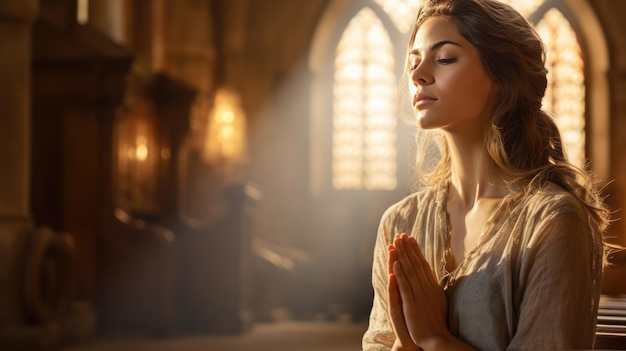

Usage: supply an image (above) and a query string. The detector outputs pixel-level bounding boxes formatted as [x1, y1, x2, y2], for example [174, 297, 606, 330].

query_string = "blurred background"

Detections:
[0, 0, 625, 350]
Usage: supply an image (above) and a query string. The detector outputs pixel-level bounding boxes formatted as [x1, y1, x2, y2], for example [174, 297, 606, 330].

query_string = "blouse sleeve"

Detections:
[508, 197, 603, 350]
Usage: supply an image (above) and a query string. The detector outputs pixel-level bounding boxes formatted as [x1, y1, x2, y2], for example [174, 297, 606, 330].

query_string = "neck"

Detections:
[444, 131, 507, 209]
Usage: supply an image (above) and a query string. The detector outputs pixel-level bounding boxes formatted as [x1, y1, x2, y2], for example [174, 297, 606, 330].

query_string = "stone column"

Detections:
[0, 0, 38, 332]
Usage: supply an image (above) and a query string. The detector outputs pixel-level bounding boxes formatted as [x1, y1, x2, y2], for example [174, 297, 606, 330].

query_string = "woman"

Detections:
[362, 0, 611, 350]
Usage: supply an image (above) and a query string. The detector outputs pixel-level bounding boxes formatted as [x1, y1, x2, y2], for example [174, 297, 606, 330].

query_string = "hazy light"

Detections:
[372, 0, 421, 33]
[202, 88, 248, 166]
[135, 136, 148, 161]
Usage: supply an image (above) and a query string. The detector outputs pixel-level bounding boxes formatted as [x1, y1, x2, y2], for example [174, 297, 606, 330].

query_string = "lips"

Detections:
[413, 92, 437, 107]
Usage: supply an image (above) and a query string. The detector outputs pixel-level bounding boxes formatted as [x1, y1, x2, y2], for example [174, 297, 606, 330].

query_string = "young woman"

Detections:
[362, 0, 611, 350]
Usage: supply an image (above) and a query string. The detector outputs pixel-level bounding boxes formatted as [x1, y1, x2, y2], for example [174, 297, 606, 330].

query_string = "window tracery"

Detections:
[333, 8, 397, 190]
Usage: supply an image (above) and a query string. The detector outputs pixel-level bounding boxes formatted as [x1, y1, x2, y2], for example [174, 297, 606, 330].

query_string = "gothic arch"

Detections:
[309, 0, 408, 195]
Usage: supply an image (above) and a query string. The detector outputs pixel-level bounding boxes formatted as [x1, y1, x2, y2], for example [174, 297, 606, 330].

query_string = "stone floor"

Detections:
[63, 321, 367, 351]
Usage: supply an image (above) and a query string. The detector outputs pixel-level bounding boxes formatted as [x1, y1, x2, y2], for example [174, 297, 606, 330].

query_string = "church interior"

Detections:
[1, 0, 626, 350]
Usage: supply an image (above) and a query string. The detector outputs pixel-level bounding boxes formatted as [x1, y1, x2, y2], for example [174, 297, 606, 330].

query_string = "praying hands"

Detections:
[387, 233, 471, 351]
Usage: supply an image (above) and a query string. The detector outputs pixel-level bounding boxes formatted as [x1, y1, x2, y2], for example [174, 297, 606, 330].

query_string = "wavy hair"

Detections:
[407, 0, 610, 236]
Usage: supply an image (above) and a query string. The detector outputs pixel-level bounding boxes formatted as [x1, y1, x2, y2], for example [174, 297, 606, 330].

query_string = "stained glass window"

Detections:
[333, 8, 397, 190]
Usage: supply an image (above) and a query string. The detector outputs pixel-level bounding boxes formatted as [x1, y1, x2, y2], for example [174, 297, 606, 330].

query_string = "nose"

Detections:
[411, 63, 434, 86]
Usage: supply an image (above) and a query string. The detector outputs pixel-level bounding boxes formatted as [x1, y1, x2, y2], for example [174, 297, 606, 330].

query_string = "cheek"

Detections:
[443, 72, 492, 113]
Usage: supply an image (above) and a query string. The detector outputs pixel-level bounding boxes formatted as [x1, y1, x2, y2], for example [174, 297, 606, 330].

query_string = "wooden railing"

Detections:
[596, 295, 626, 349]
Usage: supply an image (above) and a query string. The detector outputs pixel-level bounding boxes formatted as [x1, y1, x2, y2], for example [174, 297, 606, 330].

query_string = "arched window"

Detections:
[332, 8, 397, 190]
[328, 1, 417, 191]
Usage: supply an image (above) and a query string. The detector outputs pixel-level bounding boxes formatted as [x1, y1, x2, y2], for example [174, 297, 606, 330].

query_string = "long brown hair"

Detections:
[408, 0, 610, 235]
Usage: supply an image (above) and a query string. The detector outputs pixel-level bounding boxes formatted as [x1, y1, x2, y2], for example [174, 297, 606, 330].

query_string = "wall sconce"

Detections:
[113, 99, 163, 215]
[201, 88, 247, 171]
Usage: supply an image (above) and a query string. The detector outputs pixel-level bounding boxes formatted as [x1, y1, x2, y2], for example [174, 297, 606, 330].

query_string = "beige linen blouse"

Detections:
[362, 181, 604, 350]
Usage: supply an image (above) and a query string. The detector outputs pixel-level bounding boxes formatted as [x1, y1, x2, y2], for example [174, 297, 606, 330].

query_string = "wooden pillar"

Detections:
[0, 0, 38, 332]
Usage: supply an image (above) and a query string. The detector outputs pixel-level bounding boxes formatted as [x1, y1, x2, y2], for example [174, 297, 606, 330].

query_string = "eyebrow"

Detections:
[409, 40, 462, 56]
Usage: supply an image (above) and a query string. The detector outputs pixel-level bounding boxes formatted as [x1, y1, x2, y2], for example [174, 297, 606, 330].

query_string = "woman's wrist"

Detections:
[392, 345, 420, 351]
[417, 333, 477, 351]
[392, 339, 420, 351]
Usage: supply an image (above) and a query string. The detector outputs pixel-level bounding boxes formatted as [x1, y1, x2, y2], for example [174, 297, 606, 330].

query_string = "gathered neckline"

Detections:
[438, 180, 512, 289]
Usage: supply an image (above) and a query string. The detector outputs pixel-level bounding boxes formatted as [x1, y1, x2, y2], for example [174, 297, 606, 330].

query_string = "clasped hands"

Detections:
[387, 233, 450, 351]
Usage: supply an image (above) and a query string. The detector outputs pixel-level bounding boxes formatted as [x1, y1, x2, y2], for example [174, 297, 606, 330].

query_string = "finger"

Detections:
[400, 234, 423, 279]
[394, 235, 421, 295]
[387, 274, 413, 343]
[387, 274, 402, 318]
[408, 235, 439, 289]
[388, 246, 398, 276]
[393, 260, 416, 301]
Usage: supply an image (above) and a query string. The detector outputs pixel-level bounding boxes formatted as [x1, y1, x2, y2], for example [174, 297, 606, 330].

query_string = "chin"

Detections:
[415, 114, 440, 130]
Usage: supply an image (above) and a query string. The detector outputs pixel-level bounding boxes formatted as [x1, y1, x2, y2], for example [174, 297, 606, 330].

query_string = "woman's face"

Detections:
[408, 16, 495, 134]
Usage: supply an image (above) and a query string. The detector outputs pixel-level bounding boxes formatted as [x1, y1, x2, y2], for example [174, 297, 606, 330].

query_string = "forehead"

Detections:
[411, 16, 464, 51]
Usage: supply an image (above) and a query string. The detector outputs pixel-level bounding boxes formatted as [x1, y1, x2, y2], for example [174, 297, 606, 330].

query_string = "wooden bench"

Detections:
[596, 295, 626, 349]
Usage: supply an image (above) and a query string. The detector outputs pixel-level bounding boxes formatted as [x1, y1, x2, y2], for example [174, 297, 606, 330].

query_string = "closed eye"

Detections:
[436, 58, 457, 64]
